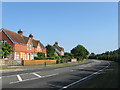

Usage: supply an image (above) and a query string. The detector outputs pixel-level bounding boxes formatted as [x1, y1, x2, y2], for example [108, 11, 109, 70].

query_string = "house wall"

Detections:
[1, 30, 47, 61]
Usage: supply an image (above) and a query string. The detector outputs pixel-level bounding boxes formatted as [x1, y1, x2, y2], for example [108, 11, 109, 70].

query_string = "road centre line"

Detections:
[59, 62, 110, 90]
[17, 75, 23, 81]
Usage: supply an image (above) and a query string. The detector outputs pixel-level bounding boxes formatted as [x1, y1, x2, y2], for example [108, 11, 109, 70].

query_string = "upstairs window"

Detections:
[37, 46, 41, 51]
[27, 44, 29, 50]
[30, 44, 32, 50]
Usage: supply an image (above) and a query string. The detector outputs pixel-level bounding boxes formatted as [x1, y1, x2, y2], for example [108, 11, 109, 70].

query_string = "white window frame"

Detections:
[31, 54, 34, 60]
[16, 53, 20, 60]
[25, 54, 27, 60]
[27, 44, 29, 50]
[30, 44, 32, 50]
[27, 53, 29, 60]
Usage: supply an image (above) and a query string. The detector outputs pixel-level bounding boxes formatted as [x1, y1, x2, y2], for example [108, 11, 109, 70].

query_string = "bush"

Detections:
[77, 57, 83, 61]
[60, 60, 64, 63]
[55, 56, 61, 64]
[34, 56, 39, 60]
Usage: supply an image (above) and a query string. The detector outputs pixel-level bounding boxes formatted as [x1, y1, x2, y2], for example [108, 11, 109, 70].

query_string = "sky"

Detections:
[2, 2, 118, 54]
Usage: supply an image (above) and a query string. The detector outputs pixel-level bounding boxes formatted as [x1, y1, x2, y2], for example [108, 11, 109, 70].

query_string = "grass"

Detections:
[0, 67, 18, 70]
[0, 59, 88, 70]
[70, 61, 119, 88]
[31, 59, 89, 68]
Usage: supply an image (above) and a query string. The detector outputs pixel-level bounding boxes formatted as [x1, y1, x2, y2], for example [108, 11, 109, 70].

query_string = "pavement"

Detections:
[1, 59, 110, 89]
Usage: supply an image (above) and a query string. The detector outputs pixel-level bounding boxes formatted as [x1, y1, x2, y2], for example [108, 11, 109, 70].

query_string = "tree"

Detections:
[64, 52, 74, 59]
[1, 42, 13, 58]
[45, 44, 55, 57]
[71, 45, 89, 60]
[37, 52, 45, 59]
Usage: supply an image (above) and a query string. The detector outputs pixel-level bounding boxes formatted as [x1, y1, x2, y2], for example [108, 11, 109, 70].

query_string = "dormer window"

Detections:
[39, 48, 40, 51]
[27, 44, 29, 50]
[37, 46, 41, 51]
[30, 44, 32, 50]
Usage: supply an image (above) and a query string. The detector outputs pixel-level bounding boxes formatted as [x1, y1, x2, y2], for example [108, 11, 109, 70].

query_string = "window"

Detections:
[39, 46, 41, 51]
[31, 54, 34, 60]
[16, 53, 20, 60]
[30, 44, 32, 50]
[27, 44, 29, 50]
[37, 46, 41, 51]
[28, 54, 29, 60]
[25, 54, 27, 60]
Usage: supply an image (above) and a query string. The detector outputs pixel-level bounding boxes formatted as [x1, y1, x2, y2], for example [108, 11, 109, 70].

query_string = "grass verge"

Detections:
[29, 59, 89, 68]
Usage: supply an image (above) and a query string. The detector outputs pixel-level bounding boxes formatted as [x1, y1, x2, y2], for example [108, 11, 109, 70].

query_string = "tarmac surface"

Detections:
[1, 60, 110, 89]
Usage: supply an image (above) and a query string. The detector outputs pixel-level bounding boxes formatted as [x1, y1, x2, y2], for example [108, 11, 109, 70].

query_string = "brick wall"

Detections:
[23, 60, 56, 65]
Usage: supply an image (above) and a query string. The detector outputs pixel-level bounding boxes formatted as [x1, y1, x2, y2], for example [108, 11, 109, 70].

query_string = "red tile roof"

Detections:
[2, 28, 45, 49]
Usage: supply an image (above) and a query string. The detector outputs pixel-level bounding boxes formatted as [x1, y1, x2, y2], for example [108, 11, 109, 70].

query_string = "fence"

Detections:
[23, 60, 56, 66]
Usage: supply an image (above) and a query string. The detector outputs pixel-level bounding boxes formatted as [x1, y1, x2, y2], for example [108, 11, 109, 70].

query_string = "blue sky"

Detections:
[2, 2, 118, 54]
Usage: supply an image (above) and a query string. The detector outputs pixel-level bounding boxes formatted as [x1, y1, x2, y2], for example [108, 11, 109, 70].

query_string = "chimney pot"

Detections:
[55, 42, 58, 45]
[18, 29, 23, 36]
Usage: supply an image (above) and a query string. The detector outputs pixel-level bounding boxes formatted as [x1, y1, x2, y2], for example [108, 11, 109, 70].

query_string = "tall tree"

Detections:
[45, 44, 55, 57]
[71, 45, 89, 59]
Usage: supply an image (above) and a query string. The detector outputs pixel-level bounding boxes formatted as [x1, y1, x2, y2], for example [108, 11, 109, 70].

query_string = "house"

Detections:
[53, 42, 64, 56]
[0, 28, 46, 60]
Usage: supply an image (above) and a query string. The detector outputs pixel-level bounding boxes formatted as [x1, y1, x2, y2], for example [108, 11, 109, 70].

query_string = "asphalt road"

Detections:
[1, 60, 110, 89]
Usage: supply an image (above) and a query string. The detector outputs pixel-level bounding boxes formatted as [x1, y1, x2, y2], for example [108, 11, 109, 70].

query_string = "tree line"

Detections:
[89, 48, 120, 62]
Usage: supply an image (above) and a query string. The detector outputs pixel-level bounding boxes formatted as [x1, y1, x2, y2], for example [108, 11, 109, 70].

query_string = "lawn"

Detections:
[0, 59, 89, 70]
[33, 59, 88, 68]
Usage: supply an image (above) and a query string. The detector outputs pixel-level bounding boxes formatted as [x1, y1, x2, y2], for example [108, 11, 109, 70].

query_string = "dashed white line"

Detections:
[17, 75, 23, 81]
[33, 73, 41, 78]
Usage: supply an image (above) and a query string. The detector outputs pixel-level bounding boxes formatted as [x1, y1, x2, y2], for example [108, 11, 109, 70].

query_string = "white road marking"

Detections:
[59, 62, 110, 90]
[0, 77, 1, 79]
[10, 73, 59, 84]
[17, 75, 22, 81]
[32, 73, 41, 78]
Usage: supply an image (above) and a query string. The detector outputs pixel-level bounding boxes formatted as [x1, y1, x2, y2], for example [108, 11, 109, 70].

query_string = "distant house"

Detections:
[0, 28, 46, 60]
[53, 42, 64, 56]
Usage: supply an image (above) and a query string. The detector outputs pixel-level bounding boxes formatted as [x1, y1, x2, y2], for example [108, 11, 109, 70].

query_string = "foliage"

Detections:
[37, 52, 45, 57]
[1, 42, 13, 58]
[55, 56, 61, 64]
[64, 52, 74, 59]
[34, 52, 46, 60]
[34, 56, 39, 60]
[88, 48, 120, 63]
[45, 44, 55, 57]
[71, 45, 89, 60]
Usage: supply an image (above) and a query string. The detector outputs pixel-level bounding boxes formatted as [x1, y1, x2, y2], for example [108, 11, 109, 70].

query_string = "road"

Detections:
[1, 60, 110, 89]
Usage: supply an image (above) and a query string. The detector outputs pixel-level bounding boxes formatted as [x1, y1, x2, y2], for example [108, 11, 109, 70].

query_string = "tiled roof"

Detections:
[2, 28, 45, 49]
[53, 44, 64, 51]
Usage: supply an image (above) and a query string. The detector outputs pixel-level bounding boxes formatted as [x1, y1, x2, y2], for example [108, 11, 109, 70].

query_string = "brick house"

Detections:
[53, 42, 64, 56]
[0, 28, 46, 60]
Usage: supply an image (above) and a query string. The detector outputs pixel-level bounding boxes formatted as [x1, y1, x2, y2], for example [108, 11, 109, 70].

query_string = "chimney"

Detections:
[18, 29, 23, 36]
[55, 42, 58, 46]
[29, 34, 33, 39]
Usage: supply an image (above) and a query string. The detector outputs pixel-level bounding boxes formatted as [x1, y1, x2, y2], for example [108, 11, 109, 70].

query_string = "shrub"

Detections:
[34, 56, 39, 60]
[77, 57, 83, 61]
